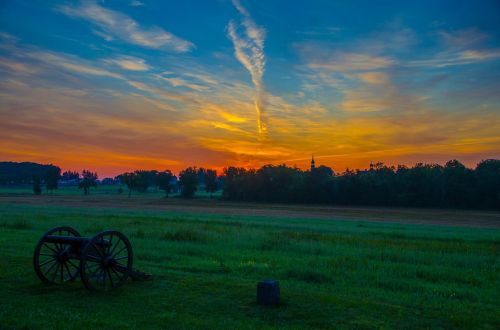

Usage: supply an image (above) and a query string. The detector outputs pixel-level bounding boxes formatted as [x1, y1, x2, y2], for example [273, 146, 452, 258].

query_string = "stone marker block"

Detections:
[257, 279, 280, 305]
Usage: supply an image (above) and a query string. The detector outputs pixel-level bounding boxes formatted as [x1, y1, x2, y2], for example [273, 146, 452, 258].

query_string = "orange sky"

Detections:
[1, 1, 499, 178]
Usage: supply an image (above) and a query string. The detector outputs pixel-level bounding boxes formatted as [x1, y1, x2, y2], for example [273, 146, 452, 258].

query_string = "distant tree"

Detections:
[33, 176, 42, 195]
[45, 166, 61, 194]
[61, 170, 80, 181]
[197, 167, 207, 188]
[119, 172, 137, 197]
[205, 169, 218, 198]
[475, 159, 500, 209]
[179, 167, 198, 198]
[396, 163, 443, 207]
[305, 165, 334, 203]
[443, 160, 474, 207]
[145, 170, 159, 191]
[101, 177, 116, 185]
[0, 162, 59, 184]
[222, 167, 249, 200]
[157, 170, 174, 198]
[79, 170, 98, 195]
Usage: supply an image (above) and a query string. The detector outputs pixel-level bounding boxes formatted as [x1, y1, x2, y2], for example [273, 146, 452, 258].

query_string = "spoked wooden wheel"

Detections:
[80, 230, 133, 291]
[33, 226, 81, 284]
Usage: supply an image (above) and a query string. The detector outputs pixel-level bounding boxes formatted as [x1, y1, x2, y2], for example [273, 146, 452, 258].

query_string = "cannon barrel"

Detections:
[44, 235, 111, 247]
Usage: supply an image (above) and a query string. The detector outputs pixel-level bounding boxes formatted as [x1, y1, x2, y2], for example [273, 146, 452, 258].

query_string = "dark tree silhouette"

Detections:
[219, 159, 499, 209]
[475, 159, 500, 208]
[157, 170, 174, 198]
[134, 170, 153, 192]
[204, 169, 218, 198]
[0, 162, 58, 184]
[45, 166, 61, 194]
[179, 167, 198, 198]
[33, 176, 42, 195]
[118, 172, 137, 197]
[61, 170, 80, 181]
[78, 170, 98, 195]
[443, 160, 474, 207]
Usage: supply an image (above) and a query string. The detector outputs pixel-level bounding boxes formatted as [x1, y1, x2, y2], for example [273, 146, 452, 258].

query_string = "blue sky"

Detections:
[0, 0, 499, 176]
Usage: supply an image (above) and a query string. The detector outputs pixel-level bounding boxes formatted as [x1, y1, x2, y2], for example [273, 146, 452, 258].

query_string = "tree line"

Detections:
[0, 162, 59, 185]
[1, 159, 498, 209]
[116, 167, 219, 198]
[221, 159, 500, 209]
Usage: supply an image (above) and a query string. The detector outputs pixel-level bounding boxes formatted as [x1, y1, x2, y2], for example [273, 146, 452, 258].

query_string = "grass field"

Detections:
[0, 190, 499, 329]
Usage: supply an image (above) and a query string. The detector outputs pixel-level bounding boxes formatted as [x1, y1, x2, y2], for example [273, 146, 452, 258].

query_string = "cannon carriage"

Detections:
[33, 226, 149, 291]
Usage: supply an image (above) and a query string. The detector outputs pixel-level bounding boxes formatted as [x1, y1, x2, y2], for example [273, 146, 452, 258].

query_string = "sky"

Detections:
[0, 0, 499, 178]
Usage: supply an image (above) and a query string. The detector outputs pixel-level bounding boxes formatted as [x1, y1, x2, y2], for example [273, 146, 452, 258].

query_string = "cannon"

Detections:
[33, 226, 151, 291]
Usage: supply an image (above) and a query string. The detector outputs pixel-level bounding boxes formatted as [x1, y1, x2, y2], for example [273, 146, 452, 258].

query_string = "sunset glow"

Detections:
[1, 0, 499, 177]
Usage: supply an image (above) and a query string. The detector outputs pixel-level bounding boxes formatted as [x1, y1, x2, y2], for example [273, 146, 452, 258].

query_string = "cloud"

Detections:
[0, 32, 18, 43]
[408, 49, 500, 68]
[307, 53, 395, 72]
[437, 28, 487, 49]
[27, 51, 124, 80]
[296, 27, 343, 37]
[0, 57, 37, 74]
[357, 72, 390, 85]
[155, 72, 210, 91]
[130, 0, 144, 7]
[56, 1, 194, 52]
[460, 49, 500, 61]
[227, 0, 267, 137]
[104, 56, 150, 71]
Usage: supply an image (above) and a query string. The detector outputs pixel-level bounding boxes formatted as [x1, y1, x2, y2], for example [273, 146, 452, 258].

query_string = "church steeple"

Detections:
[311, 154, 315, 172]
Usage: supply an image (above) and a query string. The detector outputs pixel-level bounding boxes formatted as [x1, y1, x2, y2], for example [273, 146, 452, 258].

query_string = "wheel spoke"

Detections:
[113, 261, 128, 269]
[112, 246, 127, 259]
[109, 237, 122, 256]
[51, 263, 60, 282]
[42, 259, 58, 274]
[53, 242, 63, 252]
[85, 262, 93, 275]
[106, 234, 113, 255]
[106, 268, 114, 287]
[39, 253, 56, 257]
[86, 254, 102, 263]
[67, 259, 79, 270]
[86, 263, 102, 283]
[39, 258, 56, 267]
[87, 263, 101, 273]
[110, 265, 123, 279]
[63, 261, 72, 279]
[92, 243, 105, 258]
[42, 243, 58, 254]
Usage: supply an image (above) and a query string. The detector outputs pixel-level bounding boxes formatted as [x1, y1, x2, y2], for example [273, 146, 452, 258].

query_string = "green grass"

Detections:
[0, 202, 499, 329]
[0, 185, 222, 199]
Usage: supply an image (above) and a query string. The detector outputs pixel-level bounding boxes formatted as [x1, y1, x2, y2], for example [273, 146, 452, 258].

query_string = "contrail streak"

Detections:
[227, 0, 267, 138]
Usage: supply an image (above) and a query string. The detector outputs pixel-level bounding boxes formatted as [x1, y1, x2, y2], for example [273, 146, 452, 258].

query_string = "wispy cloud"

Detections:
[157, 76, 209, 92]
[104, 56, 150, 71]
[437, 28, 487, 49]
[56, 1, 194, 52]
[31, 51, 124, 79]
[307, 53, 395, 72]
[0, 57, 37, 75]
[227, 0, 267, 138]
[130, 0, 145, 7]
[408, 49, 500, 68]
